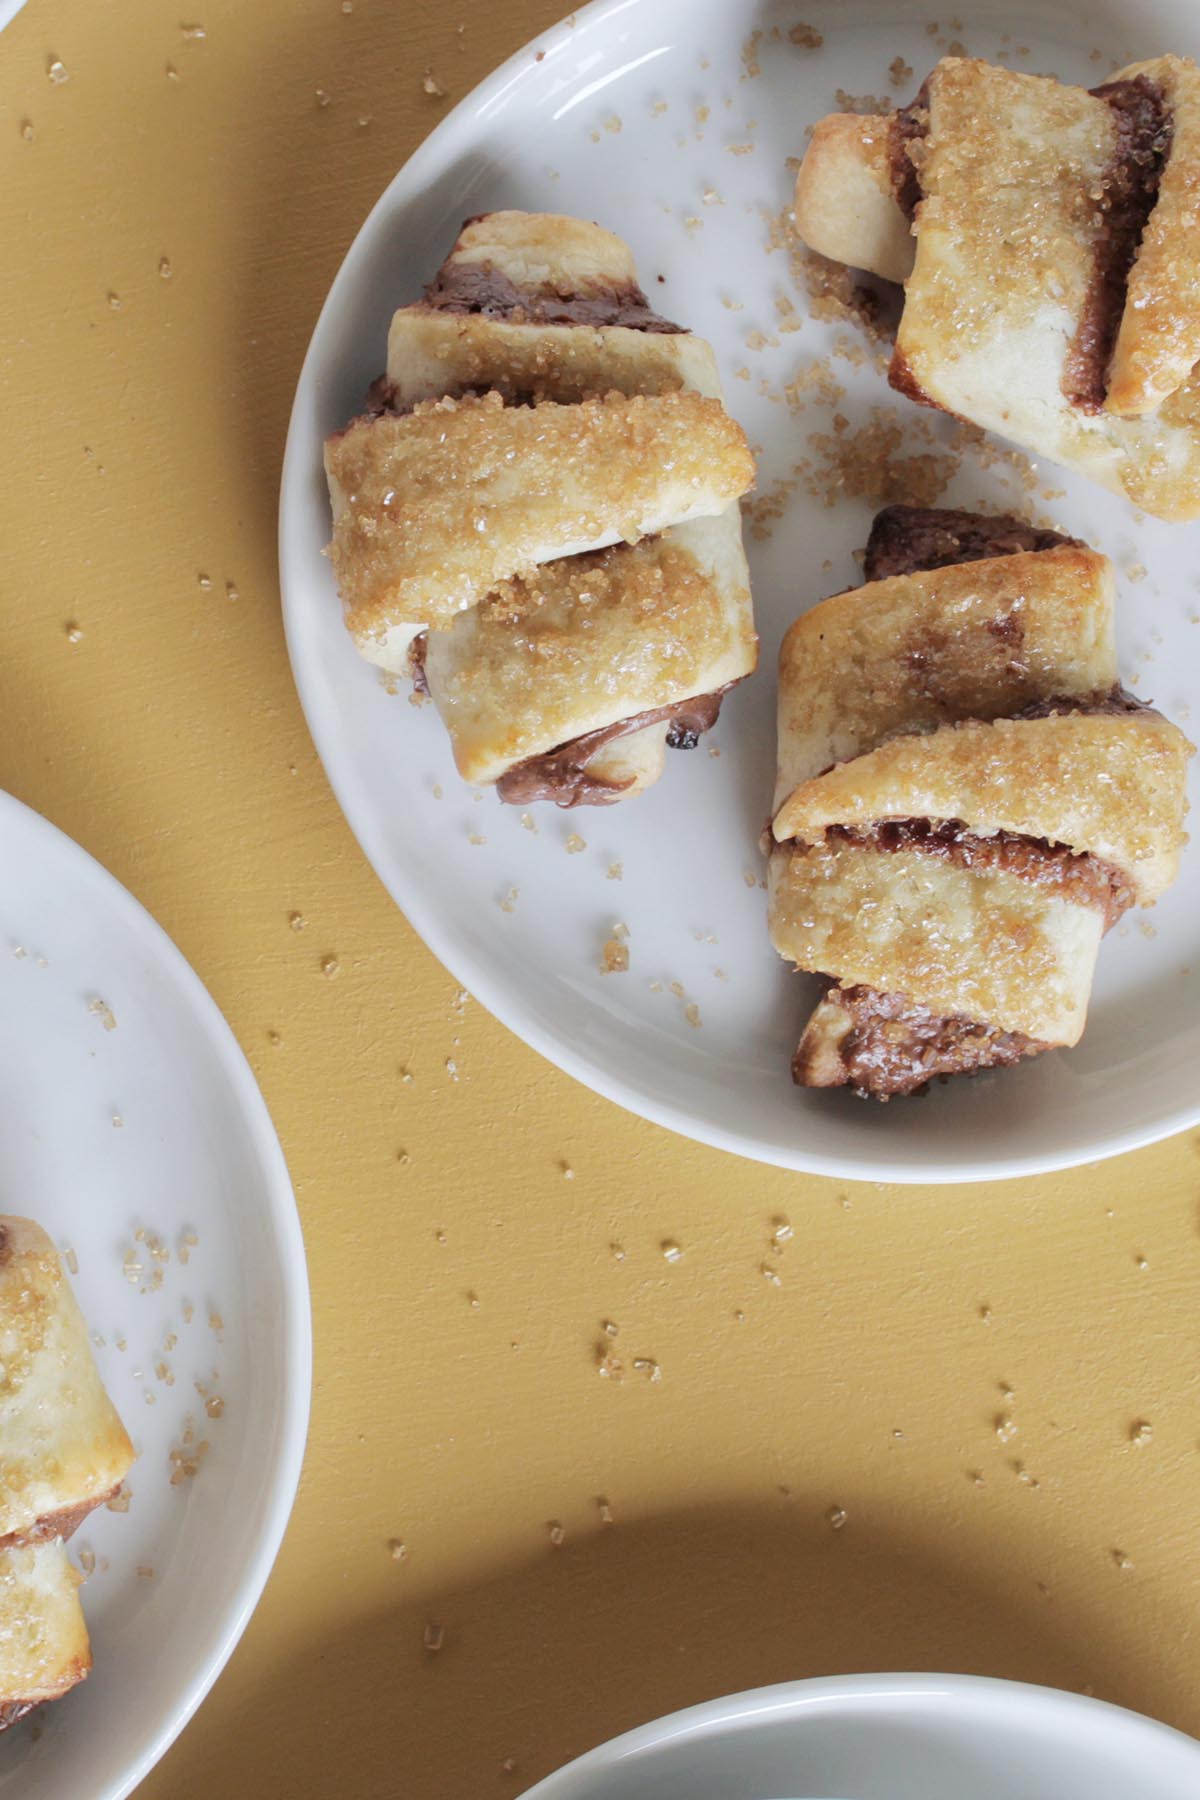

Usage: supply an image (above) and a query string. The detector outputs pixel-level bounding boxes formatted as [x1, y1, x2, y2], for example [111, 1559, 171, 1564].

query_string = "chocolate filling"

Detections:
[1013, 684, 1154, 723]
[864, 503, 1077, 582]
[421, 229, 683, 334]
[1064, 75, 1172, 412]
[827, 818, 1134, 933]
[888, 82, 930, 221]
[790, 507, 1145, 1099]
[795, 983, 1049, 1100]
[408, 631, 429, 695]
[496, 686, 730, 808]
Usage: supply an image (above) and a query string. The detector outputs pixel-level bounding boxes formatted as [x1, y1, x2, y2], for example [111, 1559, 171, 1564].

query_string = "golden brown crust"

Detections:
[0, 1541, 90, 1719]
[386, 310, 720, 409]
[768, 840, 1103, 1043]
[768, 514, 1193, 1075]
[772, 711, 1192, 901]
[325, 389, 754, 640]
[897, 58, 1200, 519]
[0, 1216, 135, 1542]
[773, 547, 1116, 815]
[1107, 57, 1200, 416]
[425, 509, 755, 785]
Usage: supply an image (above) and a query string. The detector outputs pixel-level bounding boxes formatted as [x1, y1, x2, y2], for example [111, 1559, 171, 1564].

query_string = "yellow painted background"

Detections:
[2, 1, 1200, 1794]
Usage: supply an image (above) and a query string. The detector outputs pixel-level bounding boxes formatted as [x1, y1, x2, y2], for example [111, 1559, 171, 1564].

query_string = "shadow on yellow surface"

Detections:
[183, 1499, 1123, 1797]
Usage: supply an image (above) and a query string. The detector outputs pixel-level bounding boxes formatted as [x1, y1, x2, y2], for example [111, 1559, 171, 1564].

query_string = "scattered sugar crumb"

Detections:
[422, 69, 447, 97]
[600, 939, 629, 974]
[499, 886, 519, 913]
[889, 54, 914, 86]
[789, 22, 823, 48]
[88, 997, 118, 1031]
[565, 834, 586, 854]
[684, 1002, 702, 1029]
[835, 87, 890, 113]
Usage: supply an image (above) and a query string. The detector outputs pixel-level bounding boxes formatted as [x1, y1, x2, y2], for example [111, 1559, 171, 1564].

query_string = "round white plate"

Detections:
[519, 1673, 1200, 1800]
[0, 793, 310, 1800]
[281, 0, 1200, 1183]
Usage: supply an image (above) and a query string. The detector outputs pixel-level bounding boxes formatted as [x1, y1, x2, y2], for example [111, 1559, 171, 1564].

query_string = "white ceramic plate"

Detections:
[518, 1673, 1200, 1800]
[281, 0, 1200, 1183]
[0, 793, 310, 1800]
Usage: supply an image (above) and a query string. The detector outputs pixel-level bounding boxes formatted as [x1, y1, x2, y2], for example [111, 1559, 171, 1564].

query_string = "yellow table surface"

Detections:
[2, 1, 1200, 1793]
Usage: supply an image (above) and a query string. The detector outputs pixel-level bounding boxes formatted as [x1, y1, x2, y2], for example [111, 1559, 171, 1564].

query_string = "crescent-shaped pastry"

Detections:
[768, 507, 1193, 1097]
[326, 211, 758, 805]
[792, 56, 1200, 520]
[0, 1218, 134, 1729]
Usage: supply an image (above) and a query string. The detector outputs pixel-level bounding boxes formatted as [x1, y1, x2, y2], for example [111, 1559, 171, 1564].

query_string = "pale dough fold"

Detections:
[0, 1541, 90, 1720]
[791, 57, 1200, 520]
[0, 1216, 134, 1542]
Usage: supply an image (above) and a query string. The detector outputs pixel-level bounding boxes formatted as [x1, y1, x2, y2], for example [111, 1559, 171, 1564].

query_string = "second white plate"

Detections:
[0, 792, 310, 1800]
[281, 0, 1200, 1183]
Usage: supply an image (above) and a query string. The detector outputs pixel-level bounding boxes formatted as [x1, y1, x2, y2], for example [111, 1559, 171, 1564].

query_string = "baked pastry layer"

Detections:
[773, 539, 1116, 818]
[424, 508, 753, 787]
[325, 387, 752, 642]
[768, 507, 1193, 1096]
[773, 709, 1189, 903]
[769, 835, 1104, 1044]
[342, 209, 758, 803]
[792, 56, 1200, 519]
[0, 1217, 134, 1543]
[0, 1540, 90, 1727]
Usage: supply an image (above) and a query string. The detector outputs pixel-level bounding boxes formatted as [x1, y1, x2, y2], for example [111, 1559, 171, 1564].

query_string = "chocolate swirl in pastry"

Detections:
[325, 211, 758, 804]
[768, 507, 1194, 1098]
[0, 1218, 134, 1727]
[793, 56, 1200, 520]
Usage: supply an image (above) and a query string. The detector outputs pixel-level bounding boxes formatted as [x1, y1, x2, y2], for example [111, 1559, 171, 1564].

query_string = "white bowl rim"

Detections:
[278, 0, 1200, 1186]
[0, 788, 313, 1800]
[517, 1671, 1200, 1796]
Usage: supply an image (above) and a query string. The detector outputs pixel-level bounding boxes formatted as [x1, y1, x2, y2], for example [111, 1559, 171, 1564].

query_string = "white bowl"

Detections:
[0, 793, 310, 1799]
[281, 0, 1200, 1181]
[519, 1674, 1200, 1800]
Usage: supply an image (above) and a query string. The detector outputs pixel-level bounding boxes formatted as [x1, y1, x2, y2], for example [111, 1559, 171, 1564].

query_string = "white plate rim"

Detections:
[0, 788, 313, 1800]
[279, 0, 1200, 1187]
[516, 1671, 1200, 1796]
